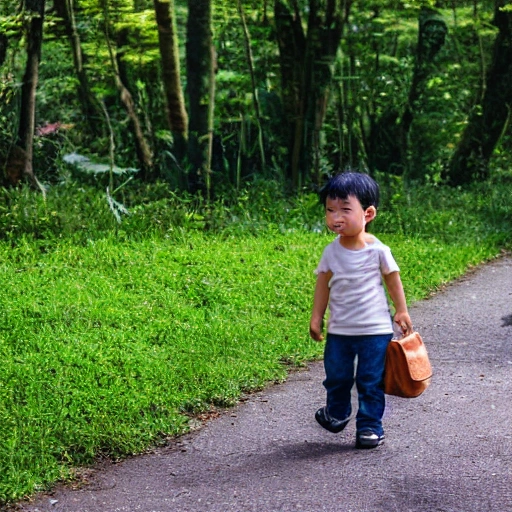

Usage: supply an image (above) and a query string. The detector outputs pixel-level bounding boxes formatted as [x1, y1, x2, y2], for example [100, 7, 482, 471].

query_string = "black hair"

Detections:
[319, 171, 380, 210]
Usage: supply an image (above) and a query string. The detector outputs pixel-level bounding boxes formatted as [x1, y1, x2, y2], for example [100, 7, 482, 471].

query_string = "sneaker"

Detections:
[355, 430, 385, 449]
[315, 407, 350, 433]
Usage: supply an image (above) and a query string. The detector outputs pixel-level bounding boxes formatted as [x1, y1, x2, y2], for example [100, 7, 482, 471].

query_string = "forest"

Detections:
[1, 0, 511, 202]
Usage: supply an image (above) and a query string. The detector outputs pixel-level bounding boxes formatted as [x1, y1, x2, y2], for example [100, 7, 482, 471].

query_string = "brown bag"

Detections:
[384, 331, 432, 398]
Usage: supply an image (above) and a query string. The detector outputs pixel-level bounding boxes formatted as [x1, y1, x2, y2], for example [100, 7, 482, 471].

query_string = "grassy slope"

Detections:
[0, 227, 503, 503]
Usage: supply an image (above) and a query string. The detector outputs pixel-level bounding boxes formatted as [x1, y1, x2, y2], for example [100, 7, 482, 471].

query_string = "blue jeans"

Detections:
[322, 333, 392, 436]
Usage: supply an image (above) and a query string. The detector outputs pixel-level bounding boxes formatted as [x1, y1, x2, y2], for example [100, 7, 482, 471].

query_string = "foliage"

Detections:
[2, 0, 508, 191]
[374, 172, 512, 248]
[1, 169, 511, 245]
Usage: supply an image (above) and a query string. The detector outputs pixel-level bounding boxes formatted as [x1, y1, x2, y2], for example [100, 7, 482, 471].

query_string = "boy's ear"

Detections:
[365, 206, 377, 222]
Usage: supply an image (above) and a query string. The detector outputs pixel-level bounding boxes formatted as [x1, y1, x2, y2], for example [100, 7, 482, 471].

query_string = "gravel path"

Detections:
[17, 255, 512, 512]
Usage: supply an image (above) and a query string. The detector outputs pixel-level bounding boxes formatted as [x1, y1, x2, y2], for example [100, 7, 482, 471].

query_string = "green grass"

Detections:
[0, 176, 510, 504]
[0, 233, 322, 502]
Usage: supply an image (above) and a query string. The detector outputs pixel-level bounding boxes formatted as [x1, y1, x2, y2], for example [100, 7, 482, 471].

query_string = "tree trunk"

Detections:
[0, 32, 7, 67]
[305, 0, 345, 186]
[401, 7, 447, 176]
[238, 0, 265, 169]
[274, 0, 304, 184]
[154, 0, 188, 169]
[101, 0, 154, 179]
[186, 0, 214, 197]
[274, 0, 344, 189]
[53, 0, 103, 135]
[367, 7, 447, 177]
[447, 1, 512, 185]
[15, 0, 46, 188]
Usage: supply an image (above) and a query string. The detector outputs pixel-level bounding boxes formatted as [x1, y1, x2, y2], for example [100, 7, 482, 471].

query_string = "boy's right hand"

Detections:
[309, 319, 324, 341]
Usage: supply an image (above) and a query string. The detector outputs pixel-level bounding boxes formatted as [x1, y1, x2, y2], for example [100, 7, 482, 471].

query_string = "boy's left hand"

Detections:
[394, 311, 413, 336]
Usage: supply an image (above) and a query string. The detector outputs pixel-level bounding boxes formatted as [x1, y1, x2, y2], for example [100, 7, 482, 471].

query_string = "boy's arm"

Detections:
[383, 271, 413, 336]
[310, 271, 332, 341]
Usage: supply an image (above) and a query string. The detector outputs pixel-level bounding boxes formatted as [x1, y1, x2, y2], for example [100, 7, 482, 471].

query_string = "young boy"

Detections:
[310, 171, 412, 449]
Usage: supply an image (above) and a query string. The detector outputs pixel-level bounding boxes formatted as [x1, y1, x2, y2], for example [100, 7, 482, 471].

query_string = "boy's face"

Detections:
[325, 195, 376, 237]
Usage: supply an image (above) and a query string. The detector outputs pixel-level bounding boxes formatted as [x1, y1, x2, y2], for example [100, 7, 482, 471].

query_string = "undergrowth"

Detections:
[0, 176, 510, 505]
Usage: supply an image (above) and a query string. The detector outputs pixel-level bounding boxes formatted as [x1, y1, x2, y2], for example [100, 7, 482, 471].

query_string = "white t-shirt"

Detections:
[315, 237, 399, 335]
